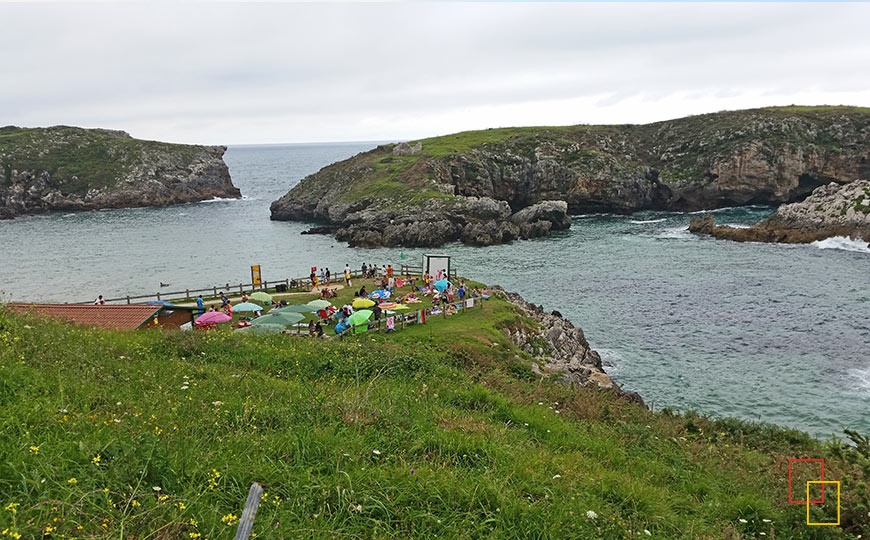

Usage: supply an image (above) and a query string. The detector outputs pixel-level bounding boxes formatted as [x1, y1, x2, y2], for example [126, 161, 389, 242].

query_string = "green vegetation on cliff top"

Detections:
[0, 126, 206, 195]
[318, 105, 870, 206]
[2, 291, 869, 539]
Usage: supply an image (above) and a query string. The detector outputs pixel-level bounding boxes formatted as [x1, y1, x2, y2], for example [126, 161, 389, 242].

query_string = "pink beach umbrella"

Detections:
[195, 311, 232, 325]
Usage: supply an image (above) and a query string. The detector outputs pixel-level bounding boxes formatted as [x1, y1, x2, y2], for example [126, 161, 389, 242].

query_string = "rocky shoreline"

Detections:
[690, 180, 870, 244]
[0, 126, 241, 219]
[491, 286, 646, 407]
[270, 107, 870, 248]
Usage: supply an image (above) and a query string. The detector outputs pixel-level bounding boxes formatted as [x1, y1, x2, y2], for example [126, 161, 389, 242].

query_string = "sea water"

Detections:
[1, 143, 868, 439]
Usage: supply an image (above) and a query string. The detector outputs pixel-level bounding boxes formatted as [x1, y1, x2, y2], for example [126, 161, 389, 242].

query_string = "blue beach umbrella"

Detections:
[370, 290, 391, 300]
[232, 302, 264, 312]
[433, 279, 451, 293]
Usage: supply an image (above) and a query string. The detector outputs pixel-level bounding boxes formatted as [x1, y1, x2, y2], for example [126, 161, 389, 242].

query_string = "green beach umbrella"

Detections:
[250, 291, 273, 304]
[280, 304, 318, 313]
[307, 299, 332, 309]
[250, 323, 287, 334]
[254, 312, 304, 326]
[347, 309, 373, 334]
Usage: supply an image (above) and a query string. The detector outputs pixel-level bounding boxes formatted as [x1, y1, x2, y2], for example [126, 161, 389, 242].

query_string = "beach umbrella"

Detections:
[392, 304, 410, 310]
[254, 312, 304, 326]
[250, 291, 273, 304]
[352, 298, 375, 309]
[195, 311, 231, 325]
[370, 290, 391, 299]
[307, 299, 332, 309]
[347, 309, 373, 334]
[232, 302, 264, 312]
[280, 304, 317, 313]
[434, 279, 451, 293]
[378, 301, 398, 310]
[250, 323, 287, 334]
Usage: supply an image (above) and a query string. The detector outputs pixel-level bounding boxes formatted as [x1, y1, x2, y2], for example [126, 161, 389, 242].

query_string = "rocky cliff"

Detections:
[270, 106, 870, 247]
[689, 180, 870, 244]
[0, 126, 240, 219]
[493, 286, 645, 406]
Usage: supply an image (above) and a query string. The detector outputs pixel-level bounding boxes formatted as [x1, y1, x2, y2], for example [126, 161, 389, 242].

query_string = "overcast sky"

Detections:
[2, 2, 870, 145]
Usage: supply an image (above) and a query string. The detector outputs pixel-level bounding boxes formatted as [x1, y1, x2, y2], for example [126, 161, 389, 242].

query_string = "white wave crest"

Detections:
[198, 195, 250, 204]
[630, 218, 668, 224]
[811, 236, 870, 254]
[849, 364, 870, 392]
[655, 227, 693, 240]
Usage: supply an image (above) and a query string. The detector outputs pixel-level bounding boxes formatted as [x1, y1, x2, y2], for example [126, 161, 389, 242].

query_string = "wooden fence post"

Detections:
[156, 292, 160, 301]
[185, 289, 190, 299]
[213, 286, 218, 297]
[126, 296, 130, 305]
[233, 482, 264, 540]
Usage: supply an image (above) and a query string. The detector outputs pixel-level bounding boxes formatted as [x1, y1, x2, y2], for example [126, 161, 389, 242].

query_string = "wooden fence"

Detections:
[80, 267, 459, 305]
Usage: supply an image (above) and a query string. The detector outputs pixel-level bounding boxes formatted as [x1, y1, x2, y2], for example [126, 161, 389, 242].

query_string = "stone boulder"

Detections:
[510, 200, 572, 230]
[392, 142, 423, 156]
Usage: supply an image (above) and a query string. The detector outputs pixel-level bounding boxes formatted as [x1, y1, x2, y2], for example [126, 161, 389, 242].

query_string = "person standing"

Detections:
[387, 264, 393, 278]
[325, 268, 331, 284]
[196, 295, 204, 313]
[220, 292, 229, 307]
[344, 264, 351, 286]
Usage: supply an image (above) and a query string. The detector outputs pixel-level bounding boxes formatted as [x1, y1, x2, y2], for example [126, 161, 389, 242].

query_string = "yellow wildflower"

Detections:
[67, 478, 77, 485]
[175, 502, 186, 510]
[28, 445, 40, 455]
[4, 502, 19, 514]
[221, 513, 239, 526]
[91, 454, 101, 466]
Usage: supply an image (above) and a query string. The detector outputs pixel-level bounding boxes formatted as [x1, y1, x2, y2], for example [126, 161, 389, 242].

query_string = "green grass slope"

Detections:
[1, 298, 868, 539]
[0, 126, 203, 195]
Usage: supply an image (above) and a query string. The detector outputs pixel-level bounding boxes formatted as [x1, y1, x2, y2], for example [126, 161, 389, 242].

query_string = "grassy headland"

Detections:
[2, 285, 869, 539]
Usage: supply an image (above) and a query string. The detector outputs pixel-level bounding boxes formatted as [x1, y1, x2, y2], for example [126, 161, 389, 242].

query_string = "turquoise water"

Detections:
[1, 143, 868, 439]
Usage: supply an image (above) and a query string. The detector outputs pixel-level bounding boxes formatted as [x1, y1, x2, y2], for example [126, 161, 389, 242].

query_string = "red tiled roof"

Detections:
[5, 303, 162, 330]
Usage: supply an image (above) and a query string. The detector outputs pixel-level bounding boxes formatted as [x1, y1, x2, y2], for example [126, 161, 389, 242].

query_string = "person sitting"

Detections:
[241, 293, 249, 303]
[471, 287, 481, 298]
[308, 320, 316, 336]
[432, 293, 441, 306]
[359, 285, 368, 297]
[315, 322, 324, 338]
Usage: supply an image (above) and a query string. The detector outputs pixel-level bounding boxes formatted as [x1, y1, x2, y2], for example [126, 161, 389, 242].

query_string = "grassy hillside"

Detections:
[1, 296, 868, 539]
[0, 126, 202, 195]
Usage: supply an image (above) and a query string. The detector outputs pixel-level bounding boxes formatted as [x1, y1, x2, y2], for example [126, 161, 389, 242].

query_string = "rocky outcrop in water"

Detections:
[270, 107, 870, 247]
[689, 180, 870, 244]
[0, 126, 240, 219]
[492, 286, 646, 406]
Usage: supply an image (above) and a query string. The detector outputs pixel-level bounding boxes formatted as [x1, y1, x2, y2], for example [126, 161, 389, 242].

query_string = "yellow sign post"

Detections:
[251, 265, 262, 289]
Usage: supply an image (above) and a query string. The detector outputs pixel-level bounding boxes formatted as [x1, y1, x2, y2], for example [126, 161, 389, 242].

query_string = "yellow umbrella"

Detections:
[352, 298, 375, 309]
[392, 304, 410, 310]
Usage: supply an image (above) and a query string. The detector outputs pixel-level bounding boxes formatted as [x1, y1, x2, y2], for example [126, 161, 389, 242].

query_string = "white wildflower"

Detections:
[372, 449, 381, 455]
[552, 474, 561, 479]
[152, 486, 162, 491]
[585, 510, 597, 519]
[644, 530, 651, 536]
[738, 518, 748, 523]
[762, 519, 771, 523]
[212, 401, 223, 406]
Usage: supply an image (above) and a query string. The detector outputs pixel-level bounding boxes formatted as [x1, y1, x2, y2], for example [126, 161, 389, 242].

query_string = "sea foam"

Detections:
[811, 236, 870, 254]
[630, 218, 667, 224]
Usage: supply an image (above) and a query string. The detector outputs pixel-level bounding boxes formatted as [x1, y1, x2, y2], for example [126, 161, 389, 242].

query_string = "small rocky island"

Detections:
[0, 126, 240, 219]
[271, 106, 870, 247]
[690, 179, 870, 244]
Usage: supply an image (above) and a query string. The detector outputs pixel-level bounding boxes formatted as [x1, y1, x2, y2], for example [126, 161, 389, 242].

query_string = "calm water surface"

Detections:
[1, 143, 868, 439]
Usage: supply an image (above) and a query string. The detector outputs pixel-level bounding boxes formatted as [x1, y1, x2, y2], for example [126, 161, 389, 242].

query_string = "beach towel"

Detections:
[386, 317, 395, 331]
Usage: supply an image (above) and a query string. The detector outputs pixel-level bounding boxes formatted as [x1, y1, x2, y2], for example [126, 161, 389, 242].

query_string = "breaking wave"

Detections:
[811, 236, 870, 254]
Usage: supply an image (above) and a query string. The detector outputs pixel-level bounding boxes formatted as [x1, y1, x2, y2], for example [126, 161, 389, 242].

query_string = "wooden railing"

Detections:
[80, 267, 458, 305]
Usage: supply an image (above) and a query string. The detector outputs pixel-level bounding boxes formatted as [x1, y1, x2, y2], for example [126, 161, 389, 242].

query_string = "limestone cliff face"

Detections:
[0, 126, 240, 219]
[689, 180, 870, 244]
[493, 286, 645, 406]
[271, 107, 870, 247]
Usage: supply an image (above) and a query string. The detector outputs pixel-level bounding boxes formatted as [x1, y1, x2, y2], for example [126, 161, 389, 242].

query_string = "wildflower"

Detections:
[644, 530, 651, 536]
[91, 454, 101, 465]
[175, 502, 186, 510]
[131, 500, 141, 507]
[5, 502, 19, 514]
[585, 510, 598, 520]
[762, 519, 771, 523]
[211, 401, 223, 406]
[44, 526, 55, 534]
[552, 474, 561, 479]
[738, 519, 748, 523]
[221, 513, 239, 526]
[67, 478, 77, 485]
[372, 449, 381, 455]
[152, 486, 162, 492]
[28, 445, 40, 455]
[189, 534, 201, 539]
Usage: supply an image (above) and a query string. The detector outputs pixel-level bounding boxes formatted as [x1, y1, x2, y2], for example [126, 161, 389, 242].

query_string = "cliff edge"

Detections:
[0, 126, 241, 219]
[271, 106, 870, 247]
